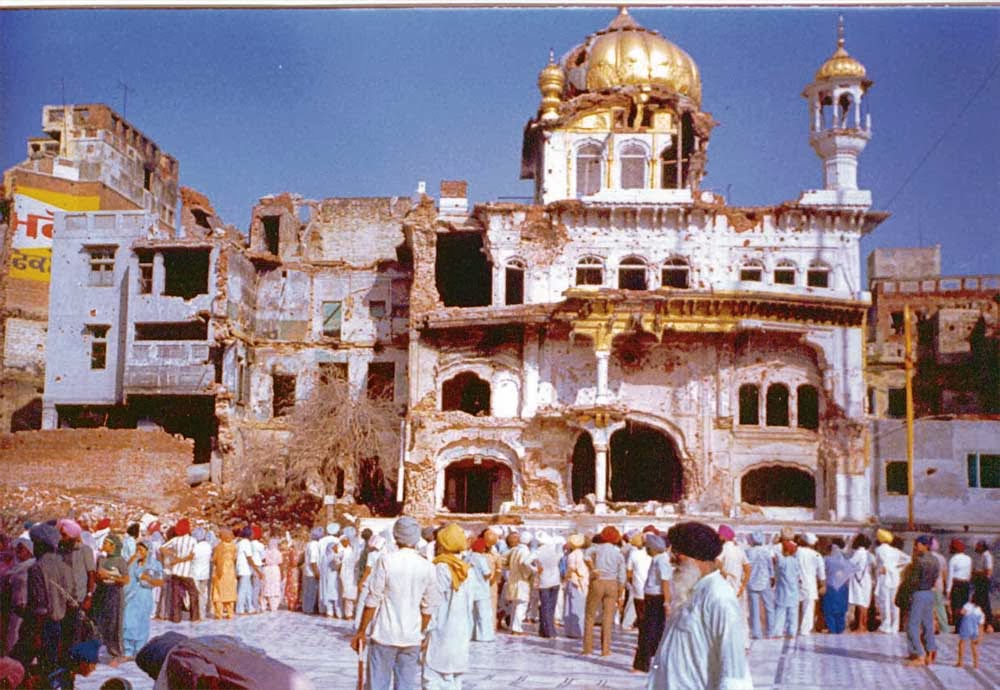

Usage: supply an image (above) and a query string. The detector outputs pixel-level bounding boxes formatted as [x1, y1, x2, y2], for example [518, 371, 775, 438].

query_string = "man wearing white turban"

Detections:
[797, 532, 826, 636]
[352, 517, 441, 690]
[501, 532, 537, 635]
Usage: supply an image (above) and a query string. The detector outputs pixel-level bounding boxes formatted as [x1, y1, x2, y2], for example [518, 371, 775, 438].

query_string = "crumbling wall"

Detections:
[305, 197, 410, 264]
[0, 429, 193, 513]
[402, 196, 441, 314]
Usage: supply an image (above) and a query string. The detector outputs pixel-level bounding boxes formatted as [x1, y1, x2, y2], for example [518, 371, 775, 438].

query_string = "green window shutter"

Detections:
[322, 301, 342, 336]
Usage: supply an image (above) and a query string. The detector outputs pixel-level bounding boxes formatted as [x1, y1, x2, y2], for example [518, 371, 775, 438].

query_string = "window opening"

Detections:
[143, 167, 153, 191]
[322, 301, 342, 338]
[87, 247, 116, 287]
[741, 466, 815, 507]
[571, 433, 596, 503]
[87, 325, 109, 370]
[661, 257, 690, 289]
[774, 261, 796, 286]
[575, 257, 604, 286]
[318, 361, 348, 384]
[967, 453, 1000, 489]
[137, 251, 153, 294]
[890, 311, 905, 335]
[739, 384, 759, 425]
[740, 262, 763, 282]
[609, 422, 683, 502]
[191, 208, 211, 229]
[807, 265, 830, 288]
[443, 458, 513, 514]
[619, 142, 647, 189]
[505, 262, 525, 305]
[885, 461, 908, 495]
[887, 388, 906, 418]
[262, 216, 280, 255]
[441, 372, 491, 416]
[766, 383, 790, 426]
[435, 233, 492, 307]
[797, 384, 819, 430]
[576, 143, 602, 197]
[369, 300, 387, 319]
[618, 257, 647, 290]
[134, 321, 207, 341]
[272, 373, 296, 417]
[162, 249, 210, 299]
[366, 362, 395, 401]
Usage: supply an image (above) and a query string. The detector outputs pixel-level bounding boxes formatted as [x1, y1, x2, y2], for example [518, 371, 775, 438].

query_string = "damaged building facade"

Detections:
[30, 11, 911, 524]
[866, 246, 1000, 528]
[401, 10, 885, 522]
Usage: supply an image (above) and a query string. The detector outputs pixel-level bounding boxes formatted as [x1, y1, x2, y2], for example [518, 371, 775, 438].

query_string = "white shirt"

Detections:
[163, 534, 197, 578]
[535, 543, 562, 590]
[191, 541, 213, 580]
[364, 547, 441, 647]
[626, 547, 652, 599]
[874, 543, 909, 592]
[796, 546, 827, 600]
[235, 539, 254, 577]
[716, 541, 749, 594]
[304, 540, 321, 578]
[948, 552, 972, 593]
[250, 539, 265, 567]
[647, 570, 753, 690]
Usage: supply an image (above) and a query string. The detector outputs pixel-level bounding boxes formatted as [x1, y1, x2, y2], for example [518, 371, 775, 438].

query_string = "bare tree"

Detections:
[284, 372, 400, 505]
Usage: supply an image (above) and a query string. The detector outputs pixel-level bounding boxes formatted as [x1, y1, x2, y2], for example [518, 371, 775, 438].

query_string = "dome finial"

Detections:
[619, 5, 629, 16]
[837, 15, 845, 49]
[548, 47, 555, 64]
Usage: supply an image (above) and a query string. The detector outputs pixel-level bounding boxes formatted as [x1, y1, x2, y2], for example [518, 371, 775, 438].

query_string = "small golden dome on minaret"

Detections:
[815, 16, 868, 81]
[538, 49, 565, 122]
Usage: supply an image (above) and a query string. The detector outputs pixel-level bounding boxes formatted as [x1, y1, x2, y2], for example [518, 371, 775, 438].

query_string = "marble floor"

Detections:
[80, 612, 1000, 690]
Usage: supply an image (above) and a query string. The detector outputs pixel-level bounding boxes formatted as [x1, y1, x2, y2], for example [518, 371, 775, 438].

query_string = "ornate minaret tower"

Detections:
[801, 18, 873, 206]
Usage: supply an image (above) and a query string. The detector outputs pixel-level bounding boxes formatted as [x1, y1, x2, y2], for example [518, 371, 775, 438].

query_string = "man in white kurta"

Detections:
[874, 529, 910, 633]
[423, 523, 475, 690]
[649, 521, 753, 690]
[352, 517, 441, 690]
[502, 533, 537, 634]
[796, 533, 827, 635]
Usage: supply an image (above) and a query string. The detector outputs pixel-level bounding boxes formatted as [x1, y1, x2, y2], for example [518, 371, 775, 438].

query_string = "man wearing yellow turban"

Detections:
[874, 528, 910, 634]
[423, 522, 476, 689]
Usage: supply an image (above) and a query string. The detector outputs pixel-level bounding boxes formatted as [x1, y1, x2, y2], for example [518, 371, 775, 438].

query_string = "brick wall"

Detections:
[2, 317, 46, 372]
[0, 428, 193, 512]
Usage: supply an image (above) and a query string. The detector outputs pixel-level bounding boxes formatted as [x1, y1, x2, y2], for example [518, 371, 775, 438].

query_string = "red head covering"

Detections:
[95, 518, 111, 531]
[782, 540, 798, 556]
[950, 539, 965, 553]
[174, 518, 191, 536]
[642, 524, 658, 534]
[599, 526, 621, 545]
[718, 524, 735, 542]
[471, 537, 487, 553]
[147, 521, 161, 535]
[251, 524, 262, 540]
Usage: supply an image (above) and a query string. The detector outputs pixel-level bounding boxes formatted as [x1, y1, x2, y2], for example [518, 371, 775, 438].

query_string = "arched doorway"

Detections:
[609, 422, 683, 502]
[571, 432, 596, 502]
[741, 466, 816, 507]
[443, 458, 513, 514]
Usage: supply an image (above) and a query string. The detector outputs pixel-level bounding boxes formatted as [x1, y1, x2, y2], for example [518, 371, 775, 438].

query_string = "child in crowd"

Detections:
[954, 599, 985, 669]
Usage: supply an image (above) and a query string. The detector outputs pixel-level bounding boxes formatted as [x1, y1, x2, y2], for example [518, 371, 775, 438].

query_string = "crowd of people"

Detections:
[0, 511, 994, 689]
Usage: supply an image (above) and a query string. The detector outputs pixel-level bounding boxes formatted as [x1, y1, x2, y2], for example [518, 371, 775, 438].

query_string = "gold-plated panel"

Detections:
[569, 111, 613, 130]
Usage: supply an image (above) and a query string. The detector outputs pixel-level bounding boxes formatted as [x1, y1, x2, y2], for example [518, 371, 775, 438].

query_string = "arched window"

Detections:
[742, 466, 816, 507]
[797, 384, 820, 430]
[619, 142, 647, 190]
[442, 372, 491, 416]
[774, 260, 797, 286]
[575, 256, 604, 286]
[766, 383, 790, 426]
[618, 256, 647, 290]
[576, 143, 602, 197]
[739, 384, 759, 425]
[504, 258, 525, 305]
[807, 261, 831, 288]
[837, 93, 853, 128]
[740, 260, 763, 282]
[660, 137, 680, 189]
[661, 257, 690, 289]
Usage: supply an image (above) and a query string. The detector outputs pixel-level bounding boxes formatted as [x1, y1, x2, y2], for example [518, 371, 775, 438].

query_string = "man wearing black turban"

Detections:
[647, 522, 750, 690]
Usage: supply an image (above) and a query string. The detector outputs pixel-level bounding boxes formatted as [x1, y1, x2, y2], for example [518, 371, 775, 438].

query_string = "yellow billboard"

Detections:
[8, 185, 100, 283]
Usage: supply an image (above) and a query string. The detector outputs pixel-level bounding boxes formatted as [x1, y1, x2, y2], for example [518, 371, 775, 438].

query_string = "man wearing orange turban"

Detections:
[423, 523, 475, 688]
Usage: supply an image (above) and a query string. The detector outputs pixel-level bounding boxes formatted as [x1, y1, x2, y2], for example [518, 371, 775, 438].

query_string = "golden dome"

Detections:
[569, 8, 702, 106]
[815, 18, 867, 81]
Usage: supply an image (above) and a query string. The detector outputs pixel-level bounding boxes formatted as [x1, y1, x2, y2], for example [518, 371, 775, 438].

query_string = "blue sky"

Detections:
[2, 7, 998, 276]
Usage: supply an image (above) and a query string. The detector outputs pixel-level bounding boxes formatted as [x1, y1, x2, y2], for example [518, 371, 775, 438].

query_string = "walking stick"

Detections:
[356, 637, 365, 690]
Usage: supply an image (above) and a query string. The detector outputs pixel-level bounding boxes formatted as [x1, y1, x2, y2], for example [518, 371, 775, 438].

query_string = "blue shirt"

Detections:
[747, 545, 774, 592]
[775, 554, 801, 607]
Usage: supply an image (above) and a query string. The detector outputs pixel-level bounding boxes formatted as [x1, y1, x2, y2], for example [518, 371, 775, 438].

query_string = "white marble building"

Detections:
[400, 10, 887, 523]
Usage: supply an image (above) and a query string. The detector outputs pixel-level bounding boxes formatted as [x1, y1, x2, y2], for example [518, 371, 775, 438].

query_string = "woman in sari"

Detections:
[122, 541, 163, 658]
[823, 537, 856, 634]
[281, 530, 303, 612]
[262, 538, 284, 612]
[211, 528, 238, 619]
[562, 533, 589, 639]
[93, 533, 129, 663]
